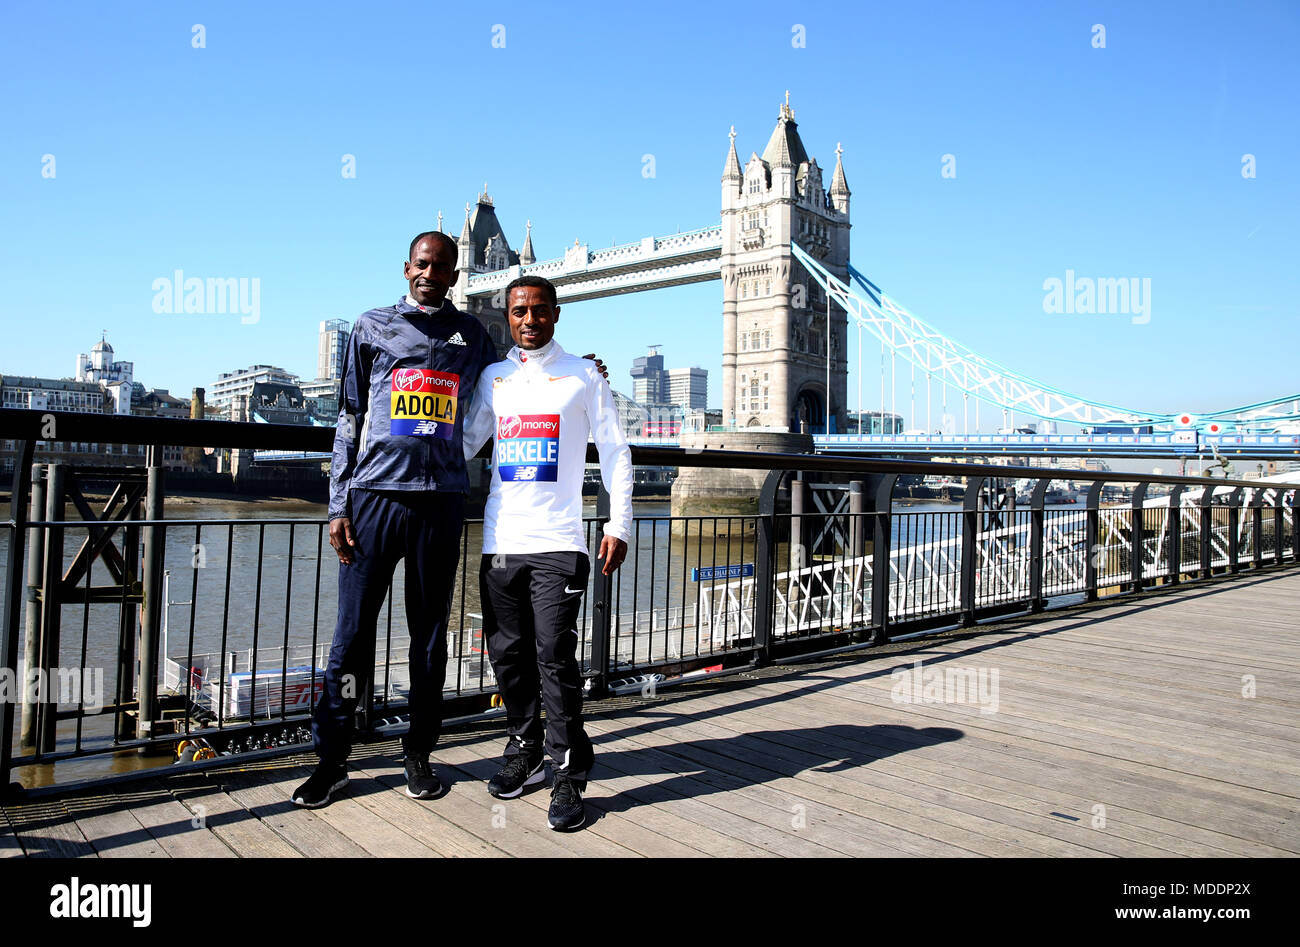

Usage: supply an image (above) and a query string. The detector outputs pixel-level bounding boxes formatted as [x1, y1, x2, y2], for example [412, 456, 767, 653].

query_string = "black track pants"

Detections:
[480, 552, 593, 783]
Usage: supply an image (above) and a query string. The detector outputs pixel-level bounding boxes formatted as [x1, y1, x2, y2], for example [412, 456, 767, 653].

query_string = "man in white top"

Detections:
[462, 274, 633, 831]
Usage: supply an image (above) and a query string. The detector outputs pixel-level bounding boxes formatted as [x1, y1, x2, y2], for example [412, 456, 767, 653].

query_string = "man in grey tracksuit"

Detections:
[293, 231, 496, 807]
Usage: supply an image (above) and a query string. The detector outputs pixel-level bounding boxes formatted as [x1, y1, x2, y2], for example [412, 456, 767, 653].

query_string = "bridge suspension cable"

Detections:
[795, 242, 1300, 434]
[792, 243, 1165, 428]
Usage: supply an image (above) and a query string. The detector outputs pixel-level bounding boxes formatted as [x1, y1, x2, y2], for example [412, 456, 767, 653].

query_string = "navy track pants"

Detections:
[313, 488, 465, 765]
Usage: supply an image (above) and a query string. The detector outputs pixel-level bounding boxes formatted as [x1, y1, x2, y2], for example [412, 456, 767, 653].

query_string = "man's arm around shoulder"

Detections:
[463, 363, 498, 461]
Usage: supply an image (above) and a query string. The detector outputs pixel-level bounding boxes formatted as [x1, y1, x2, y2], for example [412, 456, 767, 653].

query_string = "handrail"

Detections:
[1, 409, 1296, 791]
[3, 409, 1297, 493]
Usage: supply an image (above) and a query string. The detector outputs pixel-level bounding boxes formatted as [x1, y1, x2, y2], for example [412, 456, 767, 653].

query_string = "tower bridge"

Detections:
[446, 95, 851, 436]
[306, 96, 1297, 467]
[256, 93, 1299, 467]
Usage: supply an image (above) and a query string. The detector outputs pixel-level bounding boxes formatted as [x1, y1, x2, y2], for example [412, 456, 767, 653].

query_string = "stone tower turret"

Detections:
[519, 220, 536, 266]
[720, 95, 851, 433]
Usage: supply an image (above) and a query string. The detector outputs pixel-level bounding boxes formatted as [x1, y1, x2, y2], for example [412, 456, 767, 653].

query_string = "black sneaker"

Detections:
[487, 753, 546, 799]
[548, 774, 586, 831]
[404, 756, 442, 799]
[291, 762, 348, 808]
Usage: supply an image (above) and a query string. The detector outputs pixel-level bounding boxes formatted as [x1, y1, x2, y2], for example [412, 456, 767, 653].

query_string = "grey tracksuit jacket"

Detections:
[327, 296, 498, 520]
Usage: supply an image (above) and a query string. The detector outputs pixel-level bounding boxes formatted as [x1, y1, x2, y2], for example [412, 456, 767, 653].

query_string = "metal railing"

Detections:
[1, 408, 1297, 790]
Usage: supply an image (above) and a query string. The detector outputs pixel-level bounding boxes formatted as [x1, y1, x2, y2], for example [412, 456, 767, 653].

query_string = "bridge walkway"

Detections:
[3, 571, 1297, 858]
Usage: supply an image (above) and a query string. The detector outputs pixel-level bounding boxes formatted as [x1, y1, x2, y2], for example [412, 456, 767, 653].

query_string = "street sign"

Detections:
[692, 563, 754, 582]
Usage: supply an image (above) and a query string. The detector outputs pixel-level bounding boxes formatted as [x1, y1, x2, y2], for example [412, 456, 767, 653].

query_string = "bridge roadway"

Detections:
[464, 224, 723, 304]
[3, 570, 1297, 857]
[812, 431, 1300, 459]
[253, 430, 1300, 464]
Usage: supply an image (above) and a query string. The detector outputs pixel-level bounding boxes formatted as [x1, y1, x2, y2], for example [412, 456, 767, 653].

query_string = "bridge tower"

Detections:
[448, 186, 522, 357]
[721, 96, 851, 433]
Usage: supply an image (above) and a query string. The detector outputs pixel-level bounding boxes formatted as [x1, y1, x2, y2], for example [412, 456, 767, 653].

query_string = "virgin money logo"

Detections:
[522, 416, 559, 434]
[499, 416, 522, 438]
[393, 369, 425, 391]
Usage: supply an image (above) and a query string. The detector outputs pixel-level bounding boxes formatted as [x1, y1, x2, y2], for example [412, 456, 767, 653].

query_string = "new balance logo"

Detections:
[447, 332, 466, 346]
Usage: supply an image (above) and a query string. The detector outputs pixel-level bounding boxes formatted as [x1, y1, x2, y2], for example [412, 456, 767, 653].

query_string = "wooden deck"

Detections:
[4, 570, 1298, 858]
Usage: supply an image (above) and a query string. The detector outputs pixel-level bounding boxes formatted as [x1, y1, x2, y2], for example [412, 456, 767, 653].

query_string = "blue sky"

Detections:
[2, 0, 1296, 431]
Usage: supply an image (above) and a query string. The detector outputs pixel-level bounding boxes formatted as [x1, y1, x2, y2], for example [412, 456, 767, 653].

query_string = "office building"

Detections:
[666, 367, 708, 411]
[0, 374, 149, 474]
[318, 319, 350, 382]
[630, 346, 667, 406]
[211, 365, 300, 412]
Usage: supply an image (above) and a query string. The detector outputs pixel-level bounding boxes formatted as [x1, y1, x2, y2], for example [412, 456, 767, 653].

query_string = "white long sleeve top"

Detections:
[462, 340, 634, 555]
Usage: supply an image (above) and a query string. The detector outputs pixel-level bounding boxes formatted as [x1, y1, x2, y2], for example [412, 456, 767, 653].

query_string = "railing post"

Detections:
[116, 499, 141, 740]
[1199, 484, 1215, 578]
[19, 464, 46, 749]
[36, 463, 66, 754]
[960, 477, 985, 626]
[869, 474, 897, 644]
[1130, 482, 1149, 593]
[1227, 487, 1243, 574]
[753, 471, 784, 665]
[1167, 485, 1184, 585]
[1291, 489, 1300, 563]
[847, 479, 868, 637]
[1, 442, 36, 792]
[137, 459, 165, 740]
[1249, 489, 1264, 569]
[848, 480, 866, 559]
[790, 476, 809, 560]
[1084, 481, 1104, 602]
[587, 485, 613, 697]
[1029, 479, 1049, 612]
[1273, 490, 1286, 566]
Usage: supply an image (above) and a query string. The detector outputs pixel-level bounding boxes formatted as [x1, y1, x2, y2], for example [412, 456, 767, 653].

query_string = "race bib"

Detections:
[497, 414, 559, 482]
[390, 369, 458, 438]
